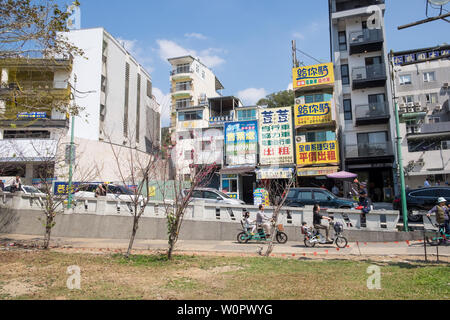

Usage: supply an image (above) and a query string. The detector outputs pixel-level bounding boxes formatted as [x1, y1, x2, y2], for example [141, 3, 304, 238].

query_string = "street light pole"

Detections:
[390, 53, 409, 232]
[67, 74, 76, 209]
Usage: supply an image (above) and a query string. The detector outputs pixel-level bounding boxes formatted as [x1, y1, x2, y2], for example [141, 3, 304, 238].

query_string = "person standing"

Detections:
[0, 180, 4, 191]
[424, 178, 431, 187]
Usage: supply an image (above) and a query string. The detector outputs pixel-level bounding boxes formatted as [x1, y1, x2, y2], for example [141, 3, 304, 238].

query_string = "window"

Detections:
[423, 72, 436, 82]
[178, 110, 203, 121]
[402, 95, 414, 104]
[237, 109, 256, 121]
[304, 93, 325, 103]
[3, 130, 50, 139]
[425, 93, 438, 104]
[101, 75, 106, 92]
[222, 175, 238, 193]
[399, 74, 412, 85]
[203, 191, 219, 200]
[136, 73, 141, 143]
[184, 150, 193, 160]
[411, 190, 437, 197]
[341, 64, 349, 85]
[176, 81, 191, 91]
[287, 190, 297, 199]
[297, 191, 312, 200]
[201, 71, 205, 79]
[343, 99, 352, 121]
[176, 63, 191, 74]
[304, 131, 336, 143]
[202, 140, 211, 151]
[124, 62, 130, 138]
[192, 190, 202, 198]
[176, 98, 191, 109]
[429, 116, 440, 124]
[314, 191, 329, 201]
[338, 31, 347, 51]
[146, 80, 152, 98]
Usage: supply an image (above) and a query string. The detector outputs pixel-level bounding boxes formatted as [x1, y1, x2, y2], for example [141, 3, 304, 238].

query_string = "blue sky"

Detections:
[66, 0, 450, 126]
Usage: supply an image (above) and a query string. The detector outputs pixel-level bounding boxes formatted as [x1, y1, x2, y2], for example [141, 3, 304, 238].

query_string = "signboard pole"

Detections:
[67, 75, 76, 209]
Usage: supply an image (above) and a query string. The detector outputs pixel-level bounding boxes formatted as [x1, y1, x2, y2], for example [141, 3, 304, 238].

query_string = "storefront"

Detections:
[220, 166, 256, 204]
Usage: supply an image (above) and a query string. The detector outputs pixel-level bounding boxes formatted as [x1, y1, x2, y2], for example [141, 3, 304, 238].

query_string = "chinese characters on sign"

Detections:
[293, 63, 335, 89]
[296, 140, 340, 166]
[295, 101, 332, 126]
[17, 112, 47, 119]
[224, 121, 258, 166]
[258, 107, 294, 165]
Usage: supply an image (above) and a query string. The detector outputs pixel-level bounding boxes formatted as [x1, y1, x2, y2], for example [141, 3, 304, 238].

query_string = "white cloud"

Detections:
[237, 88, 267, 106]
[156, 39, 225, 68]
[292, 32, 305, 40]
[185, 32, 207, 40]
[287, 83, 293, 91]
[153, 87, 171, 127]
[117, 37, 154, 73]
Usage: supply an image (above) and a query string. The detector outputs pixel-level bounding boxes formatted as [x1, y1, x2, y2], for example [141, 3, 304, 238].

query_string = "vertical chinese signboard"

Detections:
[294, 101, 332, 127]
[224, 121, 258, 166]
[292, 62, 334, 90]
[296, 140, 340, 166]
[259, 107, 294, 165]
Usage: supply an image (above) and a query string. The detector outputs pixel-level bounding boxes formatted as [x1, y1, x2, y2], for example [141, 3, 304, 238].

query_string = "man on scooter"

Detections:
[313, 204, 333, 243]
[256, 205, 272, 238]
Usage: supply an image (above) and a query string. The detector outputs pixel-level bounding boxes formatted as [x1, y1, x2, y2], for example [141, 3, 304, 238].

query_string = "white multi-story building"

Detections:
[392, 44, 450, 189]
[329, 0, 398, 202]
[62, 28, 161, 181]
[168, 55, 224, 179]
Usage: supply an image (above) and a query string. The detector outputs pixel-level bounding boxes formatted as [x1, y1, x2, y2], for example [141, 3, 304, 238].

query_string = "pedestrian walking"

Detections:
[424, 178, 431, 187]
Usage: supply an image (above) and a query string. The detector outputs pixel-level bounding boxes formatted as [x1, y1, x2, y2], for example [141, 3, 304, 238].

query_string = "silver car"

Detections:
[182, 188, 245, 205]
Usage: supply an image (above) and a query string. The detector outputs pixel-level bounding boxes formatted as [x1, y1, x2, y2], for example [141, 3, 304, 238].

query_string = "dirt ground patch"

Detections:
[0, 279, 41, 297]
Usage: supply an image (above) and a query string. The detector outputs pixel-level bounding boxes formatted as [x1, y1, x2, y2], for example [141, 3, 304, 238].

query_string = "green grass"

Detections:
[0, 251, 448, 300]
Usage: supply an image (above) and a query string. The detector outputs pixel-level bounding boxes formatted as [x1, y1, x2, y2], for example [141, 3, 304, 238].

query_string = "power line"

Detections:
[295, 48, 323, 64]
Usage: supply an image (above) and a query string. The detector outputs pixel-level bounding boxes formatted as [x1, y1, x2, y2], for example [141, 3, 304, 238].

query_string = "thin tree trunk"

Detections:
[126, 216, 139, 258]
[43, 214, 53, 249]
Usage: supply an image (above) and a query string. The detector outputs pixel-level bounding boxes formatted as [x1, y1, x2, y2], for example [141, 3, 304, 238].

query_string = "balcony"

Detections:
[349, 29, 384, 55]
[170, 69, 194, 77]
[346, 141, 393, 159]
[0, 80, 69, 97]
[0, 110, 69, 129]
[333, 0, 385, 13]
[352, 64, 387, 90]
[355, 102, 390, 126]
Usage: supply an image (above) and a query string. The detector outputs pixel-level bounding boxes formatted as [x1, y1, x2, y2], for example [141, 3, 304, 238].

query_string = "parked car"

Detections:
[284, 187, 358, 209]
[73, 183, 138, 202]
[181, 188, 245, 205]
[3, 184, 45, 196]
[393, 187, 450, 222]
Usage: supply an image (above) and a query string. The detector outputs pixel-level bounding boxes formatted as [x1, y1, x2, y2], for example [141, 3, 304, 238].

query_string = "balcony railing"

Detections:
[5, 80, 68, 91]
[352, 64, 387, 89]
[170, 69, 194, 76]
[349, 29, 383, 55]
[334, 0, 384, 13]
[171, 85, 192, 93]
[346, 141, 393, 158]
[355, 102, 390, 124]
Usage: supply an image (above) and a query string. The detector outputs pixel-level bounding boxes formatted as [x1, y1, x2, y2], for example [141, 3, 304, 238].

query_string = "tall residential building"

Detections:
[0, 58, 72, 184]
[329, 0, 397, 202]
[168, 55, 224, 179]
[392, 44, 450, 189]
[61, 28, 162, 181]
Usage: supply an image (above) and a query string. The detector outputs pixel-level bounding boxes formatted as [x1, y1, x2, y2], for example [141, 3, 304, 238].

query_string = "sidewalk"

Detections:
[1, 233, 449, 260]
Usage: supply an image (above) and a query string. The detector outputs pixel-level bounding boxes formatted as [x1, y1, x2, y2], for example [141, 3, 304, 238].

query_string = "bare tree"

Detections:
[106, 130, 166, 258]
[259, 170, 297, 257]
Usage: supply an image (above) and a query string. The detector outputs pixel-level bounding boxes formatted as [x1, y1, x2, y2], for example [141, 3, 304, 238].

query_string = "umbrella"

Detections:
[326, 171, 357, 180]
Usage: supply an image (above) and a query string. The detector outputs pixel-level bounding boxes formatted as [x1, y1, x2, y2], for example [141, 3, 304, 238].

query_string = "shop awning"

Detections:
[256, 168, 294, 180]
[220, 166, 255, 175]
[297, 166, 339, 177]
[407, 170, 450, 176]
[326, 171, 357, 180]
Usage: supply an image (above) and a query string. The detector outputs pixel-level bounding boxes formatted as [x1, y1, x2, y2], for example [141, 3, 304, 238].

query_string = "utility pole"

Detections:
[389, 52, 409, 232]
[67, 74, 76, 209]
[292, 40, 299, 68]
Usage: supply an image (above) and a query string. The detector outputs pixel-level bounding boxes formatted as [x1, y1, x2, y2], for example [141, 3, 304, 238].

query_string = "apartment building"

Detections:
[392, 44, 450, 189]
[61, 28, 162, 181]
[169, 55, 224, 179]
[329, 0, 397, 202]
[0, 58, 72, 184]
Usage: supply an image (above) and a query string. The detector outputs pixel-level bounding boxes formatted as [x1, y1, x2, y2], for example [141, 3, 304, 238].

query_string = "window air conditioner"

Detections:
[415, 106, 423, 112]
[407, 107, 415, 113]
[443, 83, 449, 88]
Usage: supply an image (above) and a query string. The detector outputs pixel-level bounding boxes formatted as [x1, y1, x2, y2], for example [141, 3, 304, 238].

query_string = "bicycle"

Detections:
[425, 216, 449, 246]
[237, 221, 288, 244]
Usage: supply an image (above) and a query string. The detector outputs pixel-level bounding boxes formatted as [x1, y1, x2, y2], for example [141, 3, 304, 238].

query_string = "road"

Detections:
[1, 233, 449, 260]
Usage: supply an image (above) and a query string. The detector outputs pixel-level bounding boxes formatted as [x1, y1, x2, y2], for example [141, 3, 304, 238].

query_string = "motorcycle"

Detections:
[301, 221, 348, 248]
[237, 220, 288, 244]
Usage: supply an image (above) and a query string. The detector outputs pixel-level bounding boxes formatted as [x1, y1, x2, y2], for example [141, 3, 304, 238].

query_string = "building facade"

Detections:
[392, 45, 450, 188]
[329, 0, 397, 202]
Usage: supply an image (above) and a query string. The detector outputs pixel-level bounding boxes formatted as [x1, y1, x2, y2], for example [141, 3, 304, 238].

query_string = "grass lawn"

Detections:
[0, 250, 448, 300]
